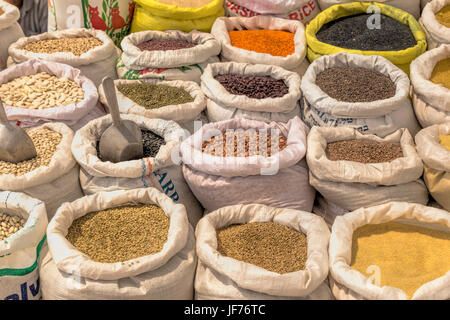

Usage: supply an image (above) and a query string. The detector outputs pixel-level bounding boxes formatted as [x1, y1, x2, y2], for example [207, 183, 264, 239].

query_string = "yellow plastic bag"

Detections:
[306, 2, 427, 73]
[134, 0, 223, 19]
[423, 165, 450, 211]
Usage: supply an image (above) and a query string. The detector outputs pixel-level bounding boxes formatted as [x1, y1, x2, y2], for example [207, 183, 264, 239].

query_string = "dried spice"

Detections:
[0, 212, 26, 241]
[316, 67, 396, 102]
[316, 14, 416, 51]
[229, 30, 295, 57]
[0, 8, 4, 15]
[217, 222, 307, 274]
[430, 58, 450, 90]
[351, 221, 450, 299]
[439, 134, 450, 151]
[214, 74, 289, 99]
[202, 129, 287, 157]
[435, 5, 450, 27]
[66, 204, 170, 263]
[23, 37, 103, 56]
[117, 83, 194, 109]
[326, 139, 403, 163]
[137, 39, 197, 51]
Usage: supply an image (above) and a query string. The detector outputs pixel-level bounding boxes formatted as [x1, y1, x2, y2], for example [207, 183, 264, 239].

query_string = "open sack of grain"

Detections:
[71, 114, 203, 227]
[118, 30, 220, 83]
[0, 0, 23, 71]
[201, 62, 301, 123]
[420, 0, 450, 49]
[39, 188, 196, 300]
[211, 16, 310, 76]
[130, 0, 224, 33]
[0, 191, 47, 300]
[415, 122, 450, 211]
[329, 201, 450, 300]
[306, 2, 427, 74]
[194, 203, 332, 300]
[0, 122, 83, 219]
[181, 117, 315, 213]
[307, 127, 428, 227]
[301, 52, 421, 137]
[7, 28, 120, 87]
[410, 44, 450, 127]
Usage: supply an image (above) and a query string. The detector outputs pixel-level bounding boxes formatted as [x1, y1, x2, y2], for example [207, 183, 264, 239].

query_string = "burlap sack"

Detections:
[0, 0, 24, 71]
[420, 0, 450, 49]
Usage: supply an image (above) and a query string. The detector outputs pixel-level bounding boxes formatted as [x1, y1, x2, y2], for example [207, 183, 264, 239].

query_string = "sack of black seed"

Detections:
[71, 114, 204, 227]
[201, 62, 302, 123]
[301, 52, 421, 138]
[420, 0, 450, 49]
[307, 126, 428, 227]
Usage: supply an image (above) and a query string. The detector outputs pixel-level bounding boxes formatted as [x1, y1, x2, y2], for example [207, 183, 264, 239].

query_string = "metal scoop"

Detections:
[99, 77, 143, 163]
[0, 98, 37, 163]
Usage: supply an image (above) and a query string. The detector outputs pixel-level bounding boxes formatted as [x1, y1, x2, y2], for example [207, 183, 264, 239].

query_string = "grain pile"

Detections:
[326, 140, 403, 163]
[137, 39, 197, 51]
[0, 212, 26, 240]
[0, 8, 4, 16]
[430, 58, 450, 90]
[435, 5, 450, 27]
[229, 30, 295, 57]
[22, 37, 103, 56]
[439, 134, 450, 151]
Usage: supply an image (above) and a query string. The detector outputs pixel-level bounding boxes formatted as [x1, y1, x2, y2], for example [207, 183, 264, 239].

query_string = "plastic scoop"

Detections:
[0, 98, 37, 163]
[99, 77, 143, 163]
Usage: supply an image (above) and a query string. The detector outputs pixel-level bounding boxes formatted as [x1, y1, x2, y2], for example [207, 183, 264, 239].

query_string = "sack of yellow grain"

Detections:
[0, 0, 24, 71]
[420, 0, 450, 49]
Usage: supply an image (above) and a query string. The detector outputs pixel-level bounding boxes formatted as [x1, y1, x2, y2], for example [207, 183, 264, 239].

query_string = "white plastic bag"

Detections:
[420, 0, 450, 49]
[0, 0, 24, 71]
[232, 0, 316, 14]
[40, 188, 197, 300]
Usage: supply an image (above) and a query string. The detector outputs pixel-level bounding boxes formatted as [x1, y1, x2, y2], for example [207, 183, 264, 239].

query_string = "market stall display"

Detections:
[0, 0, 24, 71]
[420, 0, 450, 49]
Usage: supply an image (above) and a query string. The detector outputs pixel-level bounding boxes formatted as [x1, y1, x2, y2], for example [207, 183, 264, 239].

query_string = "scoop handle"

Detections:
[0, 99, 9, 125]
[102, 77, 122, 126]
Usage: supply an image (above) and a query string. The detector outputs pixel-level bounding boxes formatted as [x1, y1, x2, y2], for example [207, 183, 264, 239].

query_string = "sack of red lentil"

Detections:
[195, 203, 332, 300]
[301, 52, 421, 137]
[307, 127, 428, 221]
[0, 191, 47, 300]
[117, 30, 220, 83]
[71, 114, 203, 227]
[47, 0, 135, 47]
[181, 117, 316, 213]
[224, 0, 321, 26]
[211, 16, 310, 76]
[0, 122, 83, 219]
[7, 28, 120, 87]
[329, 201, 450, 300]
[415, 122, 450, 211]
[420, 0, 450, 49]
[410, 45, 450, 127]
[201, 62, 301, 123]
[40, 187, 197, 300]
[0, 0, 23, 71]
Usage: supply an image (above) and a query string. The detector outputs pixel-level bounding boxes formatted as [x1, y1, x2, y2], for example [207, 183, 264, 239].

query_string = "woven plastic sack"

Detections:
[329, 201, 450, 300]
[202, 62, 302, 123]
[0, 0, 23, 71]
[40, 188, 197, 300]
[410, 45, 450, 127]
[195, 203, 332, 300]
[71, 114, 203, 227]
[301, 52, 421, 137]
[415, 122, 450, 211]
[0, 191, 47, 300]
[0, 122, 83, 219]
[306, 2, 427, 74]
[181, 117, 316, 213]
[420, 0, 450, 49]
[7, 28, 120, 87]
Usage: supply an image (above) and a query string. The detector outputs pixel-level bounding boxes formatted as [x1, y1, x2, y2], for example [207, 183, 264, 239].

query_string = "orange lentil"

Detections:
[228, 30, 295, 57]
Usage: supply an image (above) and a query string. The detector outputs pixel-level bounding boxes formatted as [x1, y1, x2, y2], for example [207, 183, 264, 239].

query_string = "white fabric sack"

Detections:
[7, 28, 120, 87]
[312, 194, 348, 228]
[301, 52, 421, 137]
[307, 127, 428, 211]
[329, 201, 450, 300]
[0, 122, 83, 219]
[211, 16, 307, 73]
[0, 0, 24, 71]
[422, 0, 433, 10]
[0, 191, 47, 300]
[0, 59, 98, 130]
[40, 188, 197, 300]
[180, 117, 316, 212]
[201, 62, 301, 123]
[410, 45, 450, 127]
[195, 203, 332, 300]
[72, 114, 203, 227]
[420, 0, 450, 49]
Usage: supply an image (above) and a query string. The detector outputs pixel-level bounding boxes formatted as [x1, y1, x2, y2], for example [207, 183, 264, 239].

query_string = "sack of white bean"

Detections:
[7, 28, 120, 87]
[307, 127, 429, 226]
[301, 53, 421, 138]
[0, 191, 48, 300]
[71, 114, 204, 227]
[40, 188, 197, 300]
[194, 203, 332, 300]
[201, 62, 301, 123]
[0, 0, 24, 71]
[181, 117, 316, 213]
[420, 0, 450, 49]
